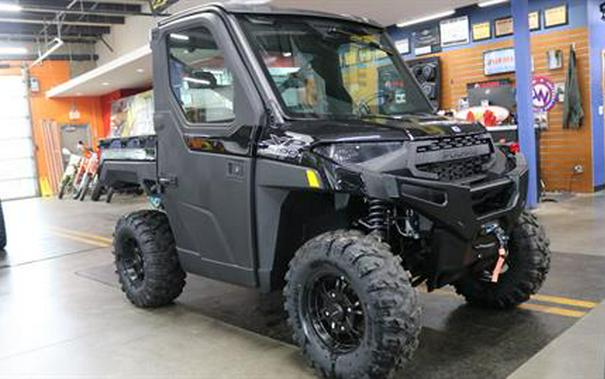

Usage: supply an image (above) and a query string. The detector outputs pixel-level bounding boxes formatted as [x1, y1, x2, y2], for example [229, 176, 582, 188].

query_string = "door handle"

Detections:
[159, 175, 178, 187]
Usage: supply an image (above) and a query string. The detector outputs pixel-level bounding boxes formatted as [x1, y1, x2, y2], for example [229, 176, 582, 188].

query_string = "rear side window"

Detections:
[167, 26, 235, 124]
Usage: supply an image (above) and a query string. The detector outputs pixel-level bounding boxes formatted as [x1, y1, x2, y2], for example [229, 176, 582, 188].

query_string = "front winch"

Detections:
[483, 223, 509, 283]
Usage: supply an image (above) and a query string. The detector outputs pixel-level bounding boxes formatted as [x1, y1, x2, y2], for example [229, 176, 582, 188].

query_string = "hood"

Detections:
[282, 114, 487, 144]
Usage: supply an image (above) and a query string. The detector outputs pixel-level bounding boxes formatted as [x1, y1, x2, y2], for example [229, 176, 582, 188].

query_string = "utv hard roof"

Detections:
[158, 2, 382, 29]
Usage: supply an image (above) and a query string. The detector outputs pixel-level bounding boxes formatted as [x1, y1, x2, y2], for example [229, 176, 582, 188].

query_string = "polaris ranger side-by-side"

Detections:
[102, 4, 551, 378]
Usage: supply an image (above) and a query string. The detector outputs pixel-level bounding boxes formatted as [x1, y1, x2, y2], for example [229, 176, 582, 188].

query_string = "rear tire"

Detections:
[79, 174, 91, 201]
[90, 176, 103, 202]
[453, 211, 551, 309]
[58, 180, 67, 199]
[284, 230, 421, 379]
[113, 210, 186, 308]
[105, 187, 115, 203]
[0, 200, 6, 249]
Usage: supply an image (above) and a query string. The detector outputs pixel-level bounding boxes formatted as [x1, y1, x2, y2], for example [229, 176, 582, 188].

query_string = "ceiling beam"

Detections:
[0, 23, 110, 36]
[0, 53, 98, 61]
[0, 34, 97, 44]
[19, 1, 142, 14]
[0, 10, 125, 25]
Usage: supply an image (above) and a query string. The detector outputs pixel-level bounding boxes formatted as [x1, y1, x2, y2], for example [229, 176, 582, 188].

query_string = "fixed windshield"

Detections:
[238, 15, 433, 119]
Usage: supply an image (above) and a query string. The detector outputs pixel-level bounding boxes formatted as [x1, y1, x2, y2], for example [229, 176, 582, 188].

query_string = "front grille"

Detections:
[417, 154, 492, 181]
[413, 133, 493, 182]
[416, 134, 491, 153]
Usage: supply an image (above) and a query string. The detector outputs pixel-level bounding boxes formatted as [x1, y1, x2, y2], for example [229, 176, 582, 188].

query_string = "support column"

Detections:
[512, 0, 538, 208]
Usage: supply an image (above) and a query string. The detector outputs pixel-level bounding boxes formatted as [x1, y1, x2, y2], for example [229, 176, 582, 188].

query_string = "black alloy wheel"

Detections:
[304, 271, 365, 354]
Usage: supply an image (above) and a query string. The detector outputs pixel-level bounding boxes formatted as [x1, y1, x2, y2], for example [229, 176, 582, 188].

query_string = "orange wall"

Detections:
[0, 61, 104, 190]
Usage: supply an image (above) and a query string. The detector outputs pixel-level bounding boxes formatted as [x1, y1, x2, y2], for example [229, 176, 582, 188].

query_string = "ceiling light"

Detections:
[478, 0, 509, 7]
[0, 46, 26, 54]
[136, 68, 144, 73]
[170, 33, 189, 41]
[0, 3, 22, 12]
[102, 82, 109, 86]
[397, 10, 456, 28]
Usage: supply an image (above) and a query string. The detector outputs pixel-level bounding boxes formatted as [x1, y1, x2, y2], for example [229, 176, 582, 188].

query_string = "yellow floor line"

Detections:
[531, 294, 598, 309]
[423, 287, 594, 318]
[50, 230, 110, 248]
[518, 303, 586, 318]
[49, 227, 113, 244]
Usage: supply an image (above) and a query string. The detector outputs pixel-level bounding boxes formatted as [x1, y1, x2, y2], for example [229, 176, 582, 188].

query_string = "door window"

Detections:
[167, 27, 235, 124]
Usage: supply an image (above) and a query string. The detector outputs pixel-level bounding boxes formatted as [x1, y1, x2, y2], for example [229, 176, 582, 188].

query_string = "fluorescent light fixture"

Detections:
[397, 10, 456, 28]
[0, 46, 26, 54]
[478, 0, 509, 7]
[0, 3, 22, 12]
[170, 33, 189, 41]
[30, 37, 64, 67]
[102, 82, 110, 86]
[136, 68, 144, 73]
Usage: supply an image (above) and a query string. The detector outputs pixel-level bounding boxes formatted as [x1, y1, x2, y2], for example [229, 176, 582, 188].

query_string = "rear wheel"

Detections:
[0, 200, 6, 249]
[454, 211, 551, 309]
[78, 174, 91, 201]
[58, 180, 68, 199]
[90, 176, 103, 202]
[105, 187, 115, 203]
[284, 230, 421, 379]
[113, 210, 186, 307]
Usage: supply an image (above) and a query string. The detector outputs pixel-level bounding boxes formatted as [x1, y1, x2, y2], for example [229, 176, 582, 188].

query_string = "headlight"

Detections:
[314, 142, 404, 165]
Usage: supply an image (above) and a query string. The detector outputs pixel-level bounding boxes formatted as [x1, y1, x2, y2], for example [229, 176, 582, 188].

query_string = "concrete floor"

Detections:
[0, 194, 603, 378]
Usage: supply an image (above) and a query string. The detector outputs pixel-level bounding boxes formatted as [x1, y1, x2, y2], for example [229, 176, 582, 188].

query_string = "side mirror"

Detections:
[183, 70, 217, 89]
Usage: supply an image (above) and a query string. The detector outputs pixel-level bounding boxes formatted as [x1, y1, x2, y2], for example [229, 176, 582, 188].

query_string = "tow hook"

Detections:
[483, 224, 509, 283]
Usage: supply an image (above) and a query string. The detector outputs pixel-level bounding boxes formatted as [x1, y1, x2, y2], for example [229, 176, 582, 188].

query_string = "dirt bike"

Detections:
[58, 148, 82, 200]
[78, 149, 100, 201]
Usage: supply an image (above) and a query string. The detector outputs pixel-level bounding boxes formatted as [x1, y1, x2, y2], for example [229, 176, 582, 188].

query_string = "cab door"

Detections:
[152, 12, 264, 286]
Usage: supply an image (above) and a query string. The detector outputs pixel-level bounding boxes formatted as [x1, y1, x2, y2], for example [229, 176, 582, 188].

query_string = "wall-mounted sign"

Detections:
[529, 11, 541, 31]
[413, 26, 441, 56]
[484, 48, 516, 76]
[494, 17, 514, 37]
[440, 16, 470, 47]
[544, 5, 568, 28]
[395, 38, 410, 55]
[532, 76, 557, 112]
[472, 22, 492, 41]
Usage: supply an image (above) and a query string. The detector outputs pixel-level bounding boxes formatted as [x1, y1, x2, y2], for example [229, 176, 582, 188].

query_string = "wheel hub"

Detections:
[305, 273, 365, 353]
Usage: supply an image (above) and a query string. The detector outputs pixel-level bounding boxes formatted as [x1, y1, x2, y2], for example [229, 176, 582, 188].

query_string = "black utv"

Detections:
[102, 4, 551, 378]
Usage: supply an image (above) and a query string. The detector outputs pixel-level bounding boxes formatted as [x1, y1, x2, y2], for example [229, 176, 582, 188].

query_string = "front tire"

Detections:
[113, 210, 186, 308]
[284, 230, 421, 379]
[454, 211, 551, 309]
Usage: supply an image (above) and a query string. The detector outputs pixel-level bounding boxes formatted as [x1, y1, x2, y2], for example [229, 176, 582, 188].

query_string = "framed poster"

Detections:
[440, 16, 470, 47]
[413, 26, 441, 56]
[472, 22, 491, 41]
[544, 5, 568, 28]
[495, 17, 514, 37]
[529, 11, 541, 31]
[395, 38, 410, 55]
[484, 48, 516, 76]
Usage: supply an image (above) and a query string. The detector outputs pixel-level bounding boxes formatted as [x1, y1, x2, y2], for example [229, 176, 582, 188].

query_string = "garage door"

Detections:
[0, 76, 37, 200]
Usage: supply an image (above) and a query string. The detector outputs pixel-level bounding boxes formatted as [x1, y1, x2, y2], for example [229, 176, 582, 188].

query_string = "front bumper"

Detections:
[360, 154, 528, 288]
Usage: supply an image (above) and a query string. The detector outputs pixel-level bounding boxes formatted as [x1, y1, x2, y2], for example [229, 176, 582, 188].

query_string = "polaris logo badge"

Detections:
[451, 126, 462, 133]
